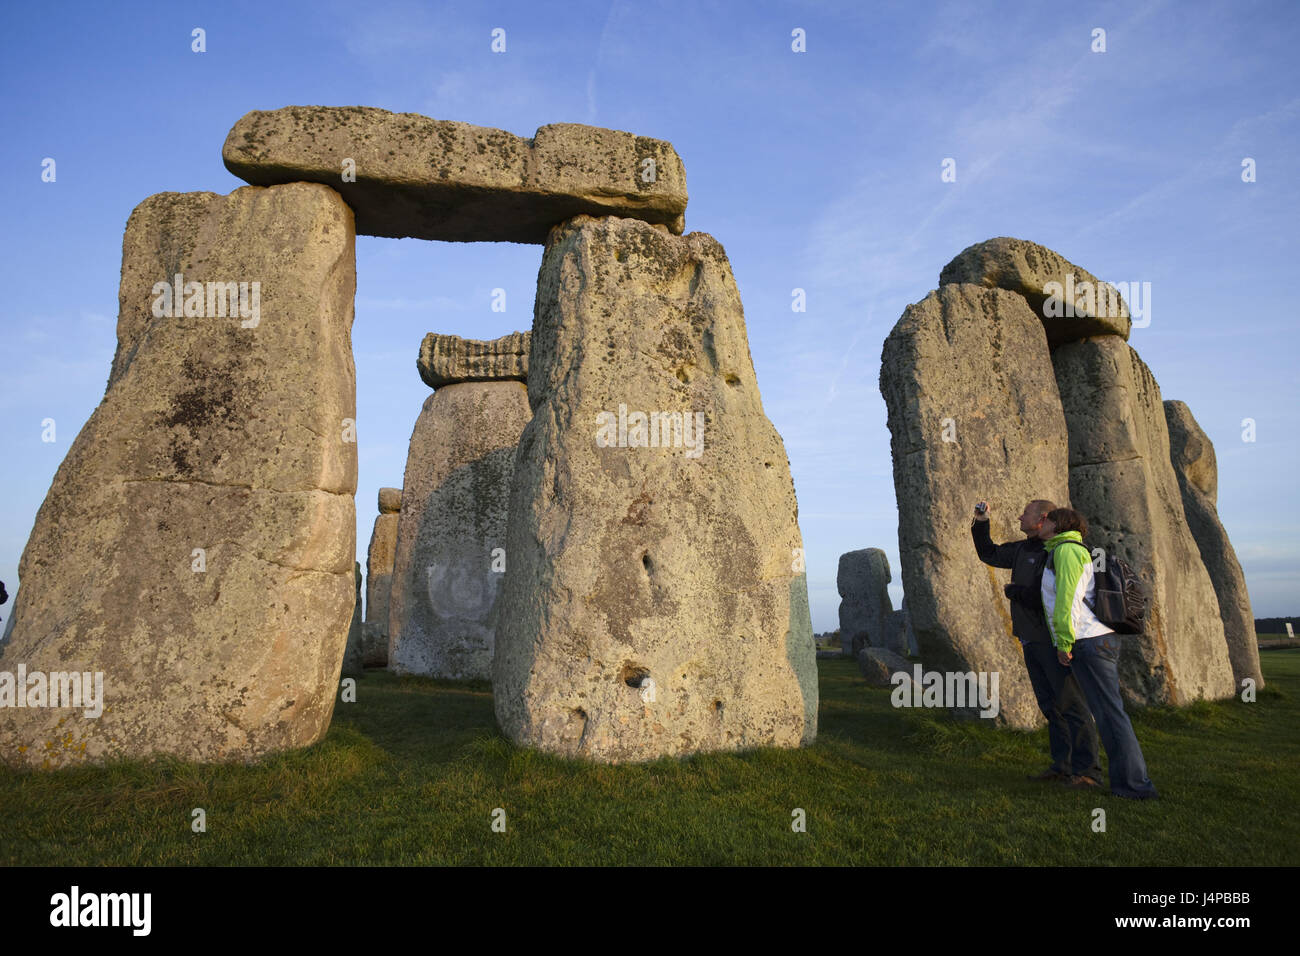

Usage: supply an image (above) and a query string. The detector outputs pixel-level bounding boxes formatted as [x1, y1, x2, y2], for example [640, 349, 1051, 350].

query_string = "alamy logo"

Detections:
[50, 886, 151, 936]
[150, 272, 261, 328]
[890, 665, 1000, 718]
[1041, 274, 1151, 328]
[595, 403, 705, 459]
[0, 665, 104, 718]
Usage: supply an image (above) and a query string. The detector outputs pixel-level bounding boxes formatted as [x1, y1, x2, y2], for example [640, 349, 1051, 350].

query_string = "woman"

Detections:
[1039, 507, 1160, 800]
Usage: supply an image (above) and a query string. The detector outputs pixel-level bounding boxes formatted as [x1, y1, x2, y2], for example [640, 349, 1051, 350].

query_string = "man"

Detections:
[972, 500, 1101, 788]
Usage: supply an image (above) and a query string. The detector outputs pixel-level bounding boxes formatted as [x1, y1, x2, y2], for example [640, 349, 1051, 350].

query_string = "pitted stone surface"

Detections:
[0, 183, 357, 768]
[881, 283, 1071, 730]
[418, 331, 529, 389]
[940, 237, 1131, 346]
[223, 107, 688, 243]
[378, 487, 401, 515]
[1053, 338, 1234, 706]
[387, 382, 530, 680]
[494, 215, 817, 762]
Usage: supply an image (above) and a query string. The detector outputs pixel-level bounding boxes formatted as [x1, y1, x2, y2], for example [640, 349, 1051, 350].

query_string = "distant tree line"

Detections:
[1255, 617, 1297, 634]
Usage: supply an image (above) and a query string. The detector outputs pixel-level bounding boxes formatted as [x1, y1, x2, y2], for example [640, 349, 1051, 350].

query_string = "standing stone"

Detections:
[362, 488, 400, 668]
[900, 597, 920, 657]
[837, 549, 899, 655]
[880, 284, 1072, 729]
[1163, 400, 1262, 690]
[884, 608, 910, 658]
[939, 237, 1131, 346]
[494, 215, 817, 762]
[223, 107, 688, 243]
[342, 562, 365, 676]
[0, 183, 357, 768]
[387, 379, 531, 680]
[1053, 338, 1234, 705]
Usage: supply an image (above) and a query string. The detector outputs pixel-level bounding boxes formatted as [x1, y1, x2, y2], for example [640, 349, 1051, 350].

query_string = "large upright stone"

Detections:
[880, 284, 1072, 729]
[0, 183, 357, 768]
[342, 562, 365, 676]
[387, 381, 531, 680]
[1163, 400, 1262, 689]
[494, 215, 817, 762]
[418, 331, 529, 389]
[940, 237, 1131, 346]
[362, 488, 400, 668]
[1053, 337, 1234, 705]
[223, 107, 688, 243]
[837, 549, 899, 655]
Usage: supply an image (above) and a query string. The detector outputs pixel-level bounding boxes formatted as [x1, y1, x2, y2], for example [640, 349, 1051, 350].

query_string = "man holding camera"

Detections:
[972, 500, 1102, 788]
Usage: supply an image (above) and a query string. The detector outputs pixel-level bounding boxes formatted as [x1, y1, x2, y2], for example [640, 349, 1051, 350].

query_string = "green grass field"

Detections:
[2, 651, 1296, 866]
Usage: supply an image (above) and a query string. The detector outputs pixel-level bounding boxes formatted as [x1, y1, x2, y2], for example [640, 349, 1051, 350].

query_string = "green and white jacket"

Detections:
[1040, 530, 1114, 653]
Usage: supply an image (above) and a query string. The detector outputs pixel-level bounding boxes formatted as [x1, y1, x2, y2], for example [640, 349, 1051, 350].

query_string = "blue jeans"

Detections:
[1023, 641, 1102, 780]
[1069, 634, 1158, 798]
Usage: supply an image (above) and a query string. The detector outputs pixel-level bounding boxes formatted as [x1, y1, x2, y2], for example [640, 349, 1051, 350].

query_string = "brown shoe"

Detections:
[1027, 768, 1066, 781]
[1064, 775, 1101, 789]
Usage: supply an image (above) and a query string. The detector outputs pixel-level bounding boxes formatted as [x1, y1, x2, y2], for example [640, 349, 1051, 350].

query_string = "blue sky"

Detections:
[2, 0, 1297, 633]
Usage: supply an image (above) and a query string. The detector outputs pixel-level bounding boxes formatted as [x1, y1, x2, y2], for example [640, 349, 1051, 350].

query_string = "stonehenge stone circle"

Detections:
[5, 106, 828, 767]
[0, 183, 357, 768]
[494, 215, 817, 762]
[940, 237, 1131, 347]
[223, 107, 688, 243]
[881, 283, 1072, 730]
[387, 372, 531, 681]
[1053, 337, 1234, 705]
[1163, 400, 1262, 689]
[362, 487, 401, 668]
[419, 331, 529, 389]
[837, 548, 899, 656]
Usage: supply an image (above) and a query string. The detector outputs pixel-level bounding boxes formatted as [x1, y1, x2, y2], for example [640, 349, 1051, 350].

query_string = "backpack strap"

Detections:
[1046, 539, 1090, 569]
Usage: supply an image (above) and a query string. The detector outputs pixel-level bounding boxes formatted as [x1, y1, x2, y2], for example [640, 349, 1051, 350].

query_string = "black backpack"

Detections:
[1050, 541, 1149, 635]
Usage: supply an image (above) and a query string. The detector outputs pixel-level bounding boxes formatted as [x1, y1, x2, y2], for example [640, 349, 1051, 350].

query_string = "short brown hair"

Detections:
[1029, 499, 1058, 520]
[1046, 507, 1088, 537]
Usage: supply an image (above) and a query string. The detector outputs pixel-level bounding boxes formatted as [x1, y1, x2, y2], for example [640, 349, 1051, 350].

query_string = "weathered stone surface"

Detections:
[884, 608, 911, 658]
[837, 548, 901, 656]
[1053, 337, 1234, 705]
[342, 562, 365, 676]
[223, 107, 688, 243]
[387, 381, 530, 680]
[880, 284, 1071, 729]
[858, 647, 911, 687]
[362, 512, 398, 667]
[1163, 400, 1262, 690]
[0, 183, 357, 768]
[939, 237, 1130, 346]
[418, 331, 529, 389]
[378, 486, 401, 515]
[494, 215, 817, 762]
[900, 597, 920, 656]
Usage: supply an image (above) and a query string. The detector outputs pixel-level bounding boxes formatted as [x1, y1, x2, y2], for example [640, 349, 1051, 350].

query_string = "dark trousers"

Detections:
[1022, 640, 1102, 780]
[1070, 634, 1158, 798]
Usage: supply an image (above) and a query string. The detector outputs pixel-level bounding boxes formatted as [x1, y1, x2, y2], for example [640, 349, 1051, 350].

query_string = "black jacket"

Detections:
[971, 521, 1051, 645]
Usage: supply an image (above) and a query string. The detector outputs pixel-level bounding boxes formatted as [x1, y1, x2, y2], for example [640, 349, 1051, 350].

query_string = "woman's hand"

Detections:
[1057, 649, 1072, 666]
